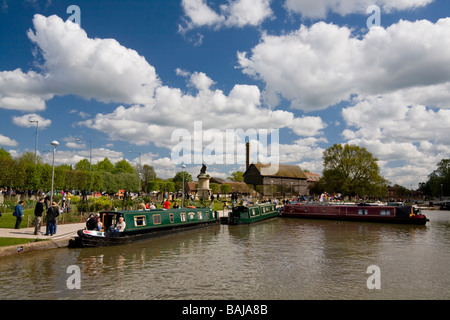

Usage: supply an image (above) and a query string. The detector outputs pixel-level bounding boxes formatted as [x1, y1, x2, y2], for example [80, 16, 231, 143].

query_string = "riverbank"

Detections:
[0, 223, 84, 257]
[0, 209, 232, 257]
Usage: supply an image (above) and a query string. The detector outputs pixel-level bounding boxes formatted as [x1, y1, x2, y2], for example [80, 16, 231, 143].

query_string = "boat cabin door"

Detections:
[102, 212, 117, 231]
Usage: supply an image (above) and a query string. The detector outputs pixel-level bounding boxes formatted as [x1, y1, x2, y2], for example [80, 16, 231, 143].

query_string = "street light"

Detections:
[181, 164, 186, 208]
[29, 119, 39, 164]
[50, 140, 59, 204]
[76, 138, 92, 171]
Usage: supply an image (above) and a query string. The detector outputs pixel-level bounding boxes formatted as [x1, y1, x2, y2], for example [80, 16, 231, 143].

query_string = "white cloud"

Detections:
[0, 14, 160, 112]
[341, 95, 450, 186]
[284, 0, 434, 19]
[238, 18, 450, 111]
[41, 147, 124, 167]
[179, 0, 273, 33]
[12, 113, 52, 128]
[0, 133, 18, 147]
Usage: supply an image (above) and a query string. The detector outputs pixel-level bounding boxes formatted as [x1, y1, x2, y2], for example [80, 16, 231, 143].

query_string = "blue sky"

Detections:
[1, 0, 450, 188]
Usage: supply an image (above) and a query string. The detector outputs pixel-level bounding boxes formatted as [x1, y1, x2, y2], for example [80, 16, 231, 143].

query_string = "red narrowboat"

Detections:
[281, 203, 429, 225]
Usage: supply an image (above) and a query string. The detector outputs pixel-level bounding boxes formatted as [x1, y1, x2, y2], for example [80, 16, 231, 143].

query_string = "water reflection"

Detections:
[0, 210, 449, 299]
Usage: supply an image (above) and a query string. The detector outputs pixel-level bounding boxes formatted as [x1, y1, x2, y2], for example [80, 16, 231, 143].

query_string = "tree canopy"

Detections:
[321, 144, 388, 197]
[419, 159, 450, 197]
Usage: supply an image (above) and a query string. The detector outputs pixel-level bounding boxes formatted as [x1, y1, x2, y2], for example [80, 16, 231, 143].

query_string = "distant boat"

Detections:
[280, 203, 429, 225]
[76, 207, 219, 247]
[226, 203, 278, 225]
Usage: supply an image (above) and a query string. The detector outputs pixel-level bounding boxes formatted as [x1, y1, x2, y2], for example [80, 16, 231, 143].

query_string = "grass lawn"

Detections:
[0, 237, 47, 247]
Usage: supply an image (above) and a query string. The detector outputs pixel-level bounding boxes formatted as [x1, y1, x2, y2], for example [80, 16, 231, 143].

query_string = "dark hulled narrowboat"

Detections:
[280, 203, 428, 225]
[76, 207, 219, 247]
[227, 203, 278, 225]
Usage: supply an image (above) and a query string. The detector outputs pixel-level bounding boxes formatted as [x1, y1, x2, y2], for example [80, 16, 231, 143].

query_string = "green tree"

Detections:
[421, 159, 450, 197]
[210, 183, 219, 193]
[227, 171, 244, 182]
[141, 164, 156, 192]
[75, 159, 91, 172]
[221, 184, 231, 195]
[114, 159, 135, 174]
[95, 157, 114, 172]
[321, 144, 387, 197]
[0, 147, 12, 159]
[147, 181, 160, 192]
[173, 171, 193, 192]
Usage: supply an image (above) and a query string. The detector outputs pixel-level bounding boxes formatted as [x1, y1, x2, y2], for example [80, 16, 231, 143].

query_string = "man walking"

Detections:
[13, 200, 24, 229]
[34, 198, 45, 235]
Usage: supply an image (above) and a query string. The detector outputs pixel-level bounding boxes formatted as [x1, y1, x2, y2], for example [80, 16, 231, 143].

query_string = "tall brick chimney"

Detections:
[246, 140, 250, 171]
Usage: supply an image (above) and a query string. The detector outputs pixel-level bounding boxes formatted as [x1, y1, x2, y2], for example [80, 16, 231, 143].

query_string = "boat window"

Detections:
[206, 211, 210, 219]
[180, 213, 186, 222]
[380, 210, 391, 216]
[152, 214, 162, 225]
[188, 212, 195, 220]
[134, 215, 146, 227]
[169, 213, 174, 223]
[197, 211, 203, 219]
[322, 209, 326, 213]
[358, 209, 368, 215]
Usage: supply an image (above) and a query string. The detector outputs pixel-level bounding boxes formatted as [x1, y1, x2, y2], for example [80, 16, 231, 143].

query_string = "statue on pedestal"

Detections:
[197, 164, 211, 204]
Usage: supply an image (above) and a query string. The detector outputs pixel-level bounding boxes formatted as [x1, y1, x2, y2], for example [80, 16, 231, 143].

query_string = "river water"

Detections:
[0, 210, 449, 300]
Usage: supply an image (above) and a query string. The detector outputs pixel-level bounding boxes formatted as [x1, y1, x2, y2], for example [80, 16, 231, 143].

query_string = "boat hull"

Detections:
[228, 203, 278, 225]
[77, 220, 219, 247]
[280, 204, 428, 225]
[75, 208, 220, 247]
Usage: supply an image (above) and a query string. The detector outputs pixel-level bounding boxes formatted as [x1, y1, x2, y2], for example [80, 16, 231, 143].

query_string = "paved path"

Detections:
[0, 223, 85, 240]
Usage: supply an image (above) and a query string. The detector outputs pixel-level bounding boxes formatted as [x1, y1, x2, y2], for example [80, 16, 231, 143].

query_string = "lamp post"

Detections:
[181, 165, 186, 208]
[50, 140, 59, 204]
[76, 138, 92, 171]
[29, 119, 39, 164]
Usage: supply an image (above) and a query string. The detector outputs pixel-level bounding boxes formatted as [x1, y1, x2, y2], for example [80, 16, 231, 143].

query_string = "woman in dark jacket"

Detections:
[45, 201, 59, 236]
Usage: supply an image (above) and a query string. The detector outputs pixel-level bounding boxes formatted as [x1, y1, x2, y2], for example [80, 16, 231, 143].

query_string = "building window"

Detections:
[134, 215, 146, 227]
[152, 214, 161, 225]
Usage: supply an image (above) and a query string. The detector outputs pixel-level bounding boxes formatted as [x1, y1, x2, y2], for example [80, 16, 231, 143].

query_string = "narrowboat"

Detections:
[280, 203, 429, 225]
[76, 207, 219, 247]
[227, 203, 278, 225]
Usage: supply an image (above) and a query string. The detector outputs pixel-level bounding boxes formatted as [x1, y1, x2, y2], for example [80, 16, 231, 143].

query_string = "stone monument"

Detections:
[197, 164, 211, 201]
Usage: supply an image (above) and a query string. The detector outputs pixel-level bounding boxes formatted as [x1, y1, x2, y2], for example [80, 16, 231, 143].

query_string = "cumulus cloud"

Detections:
[0, 14, 159, 112]
[82, 71, 322, 147]
[0, 133, 18, 147]
[284, 0, 434, 19]
[179, 0, 273, 33]
[238, 18, 450, 111]
[341, 94, 450, 186]
[12, 113, 52, 128]
[41, 147, 125, 167]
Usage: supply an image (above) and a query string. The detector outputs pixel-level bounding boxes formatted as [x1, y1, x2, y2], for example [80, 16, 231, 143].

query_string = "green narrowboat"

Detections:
[227, 203, 279, 225]
[76, 207, 219, 247]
